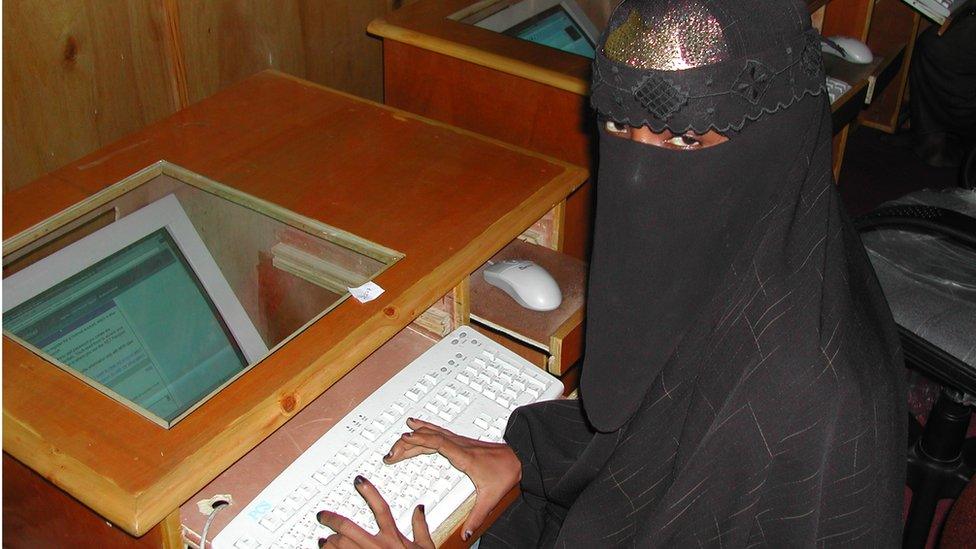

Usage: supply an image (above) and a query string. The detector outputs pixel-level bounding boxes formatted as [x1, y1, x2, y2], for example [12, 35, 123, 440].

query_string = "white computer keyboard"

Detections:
[213, 326, 563, 549]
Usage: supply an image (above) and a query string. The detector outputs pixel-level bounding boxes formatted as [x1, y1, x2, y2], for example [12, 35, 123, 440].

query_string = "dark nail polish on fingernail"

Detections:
[463, 529, 473, 541]
[319, 538, 327, 548]
[417, 504, 425, 514]
[385, 449, 394, 459]
[403, 431, 413, 438]
[354, 475, 365, 485]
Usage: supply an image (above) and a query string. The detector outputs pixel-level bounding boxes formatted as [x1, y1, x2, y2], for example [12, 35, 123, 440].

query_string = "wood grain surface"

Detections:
[2, 1, 413, 193]
[3, 454, 181, 549]
[2, 0, 179, 192]
[2, 71, 586, 537]
[858, 0, 921, 133]
[177, 0, 389, 104]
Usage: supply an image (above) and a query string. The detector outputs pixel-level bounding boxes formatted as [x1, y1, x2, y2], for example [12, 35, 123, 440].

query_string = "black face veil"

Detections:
[583, 107, 819, 431]
[582, 0, 837, 432]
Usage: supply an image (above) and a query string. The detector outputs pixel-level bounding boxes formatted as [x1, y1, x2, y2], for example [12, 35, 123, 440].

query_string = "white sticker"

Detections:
[349, 281, 385, 303]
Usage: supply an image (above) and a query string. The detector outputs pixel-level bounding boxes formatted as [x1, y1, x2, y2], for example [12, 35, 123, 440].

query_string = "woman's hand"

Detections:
[384, 417, 522, 541]
[317, 475, 434, 548]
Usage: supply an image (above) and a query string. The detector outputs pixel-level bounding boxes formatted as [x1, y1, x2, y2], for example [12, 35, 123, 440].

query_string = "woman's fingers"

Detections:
[405, 417, 452, 435]
[316, 510, 376, 548]
[460, 493, 496, 542]
[352, 476, 399, 534]
[402, 430, 471, 469]
[385, 442, 438, 464]
[384, 427, 455, 464]
[411, 505, 435, 548]
[383, 431, 441, 464]
[318, 533, 358, 548]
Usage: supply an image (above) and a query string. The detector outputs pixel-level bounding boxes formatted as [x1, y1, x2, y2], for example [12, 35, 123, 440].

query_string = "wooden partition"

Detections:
[1, 0, 423, 193]
[370, 0, 917, 249]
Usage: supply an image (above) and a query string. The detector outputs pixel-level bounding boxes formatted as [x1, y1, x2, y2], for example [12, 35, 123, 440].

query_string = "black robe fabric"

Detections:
[481, 92, 905, 546]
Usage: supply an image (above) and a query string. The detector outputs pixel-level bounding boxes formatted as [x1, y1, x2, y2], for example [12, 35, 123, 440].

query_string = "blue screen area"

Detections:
[5, 229, 247, 423]
[506, 6, 595, 58]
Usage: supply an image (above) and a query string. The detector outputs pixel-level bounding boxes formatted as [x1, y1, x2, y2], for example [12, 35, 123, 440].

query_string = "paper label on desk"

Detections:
[349, 282, 384, 303]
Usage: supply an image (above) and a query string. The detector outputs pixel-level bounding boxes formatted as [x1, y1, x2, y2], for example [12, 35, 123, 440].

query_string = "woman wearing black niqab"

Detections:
[318, 0, 906, 547]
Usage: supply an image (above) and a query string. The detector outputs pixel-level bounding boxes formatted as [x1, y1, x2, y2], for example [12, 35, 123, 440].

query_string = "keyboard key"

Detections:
[213, 326, 560, 549]
[297, 483, 319, 501]
[233, 536, 260, 549]
[259, 513, 283, 532]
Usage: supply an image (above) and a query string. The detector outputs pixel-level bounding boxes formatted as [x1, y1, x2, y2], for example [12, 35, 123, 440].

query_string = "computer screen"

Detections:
[3, 194, 268, 427]
[504, 5, 595, 58]
[473, 0, 599, 59]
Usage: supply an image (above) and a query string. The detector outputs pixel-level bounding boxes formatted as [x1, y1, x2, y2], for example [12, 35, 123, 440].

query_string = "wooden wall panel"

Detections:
[822, 0, 875, 40]
[2, 0, 180, 192]
[177, 0, 392, 105]
[2, 1, 414, 194]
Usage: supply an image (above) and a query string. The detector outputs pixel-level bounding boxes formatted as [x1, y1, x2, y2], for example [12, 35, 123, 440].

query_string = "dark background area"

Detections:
[838, 126, 963, 216]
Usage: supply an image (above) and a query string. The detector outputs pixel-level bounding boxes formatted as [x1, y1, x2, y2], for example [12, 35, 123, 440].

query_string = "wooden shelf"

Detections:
[469, 239, 586, 376]
[825, 34, 911, 134]
[827, 54, 886, 133]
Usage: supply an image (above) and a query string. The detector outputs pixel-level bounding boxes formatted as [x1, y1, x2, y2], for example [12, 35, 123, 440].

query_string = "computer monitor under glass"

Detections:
[3, 194, 268, 428]
[474, 0, 600, 58]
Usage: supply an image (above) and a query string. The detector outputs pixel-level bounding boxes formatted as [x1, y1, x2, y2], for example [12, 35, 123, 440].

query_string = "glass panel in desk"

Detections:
[2, 162, 402, 428]
[453, 0, 614, 59]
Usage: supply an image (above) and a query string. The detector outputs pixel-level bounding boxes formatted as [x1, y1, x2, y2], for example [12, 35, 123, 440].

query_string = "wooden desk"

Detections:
[2, 71, 587, 547]
[368, 0, 918, 192]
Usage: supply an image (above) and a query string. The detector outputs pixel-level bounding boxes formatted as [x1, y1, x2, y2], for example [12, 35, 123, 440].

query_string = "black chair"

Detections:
[855, 188, 976, 548]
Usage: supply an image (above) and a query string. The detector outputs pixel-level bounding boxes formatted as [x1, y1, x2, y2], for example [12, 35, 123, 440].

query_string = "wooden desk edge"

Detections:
[434, 486, 521, 548]
[369, 0, 838, 99]
[367, 19, 589, 96]
[2, 140, 587, 537]
[272, 72, 590, 179]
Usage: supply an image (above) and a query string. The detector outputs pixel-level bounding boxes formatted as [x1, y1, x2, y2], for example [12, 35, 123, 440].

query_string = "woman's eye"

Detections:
[664, 134, 702, 149]
[605, 120, 628, 134]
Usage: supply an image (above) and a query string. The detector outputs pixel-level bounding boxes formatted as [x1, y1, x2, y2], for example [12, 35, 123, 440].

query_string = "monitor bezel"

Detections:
[3, 193, 269, 427]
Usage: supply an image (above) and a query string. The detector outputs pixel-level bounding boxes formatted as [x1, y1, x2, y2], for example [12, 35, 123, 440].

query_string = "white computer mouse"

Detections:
[483, 259, 562, 312]
[821, 36, 873, 64]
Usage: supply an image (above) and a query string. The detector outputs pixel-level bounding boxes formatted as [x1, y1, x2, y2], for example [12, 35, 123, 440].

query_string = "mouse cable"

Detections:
[200, 499, 231, 548]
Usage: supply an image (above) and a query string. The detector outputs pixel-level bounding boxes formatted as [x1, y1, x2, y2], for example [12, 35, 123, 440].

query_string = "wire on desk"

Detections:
[200, 499, 231, 549]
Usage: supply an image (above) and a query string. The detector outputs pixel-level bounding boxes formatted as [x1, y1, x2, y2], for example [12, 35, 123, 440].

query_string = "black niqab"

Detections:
[482, 0, 905, 546]
[582, 105, 809, 433]
[583, 0, 832, 432]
